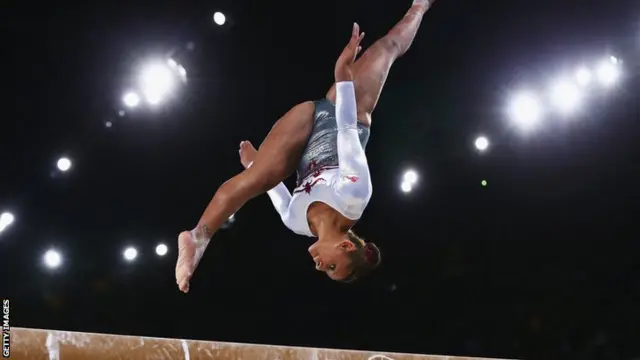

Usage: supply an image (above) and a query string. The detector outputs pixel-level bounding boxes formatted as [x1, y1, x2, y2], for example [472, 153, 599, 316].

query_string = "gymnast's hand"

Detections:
[334, 22, 365, 83]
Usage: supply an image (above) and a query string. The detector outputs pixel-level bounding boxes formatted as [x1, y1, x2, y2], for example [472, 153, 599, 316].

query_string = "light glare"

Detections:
[156, 244, 168, 256]
[0, 212, 15, 232]
[43, 249, 62, 269]
[475, 136, 489, 151]
[123, 92, 141, 108]
[213, 12, 226, 26]
[575, 67, 591, 86]
[57, 157, 72, 172]
[177, 65, 187, 79]
[550, 80, 582, 113]
[400, 181, 412, 193]
[403, 170, 418, 184]
[597, 61, 620, 87]
[509, 92, 542, 130]
[0, 212, 14, 227]
[140, 64, 175, 105]
[124, 247, 138, 261]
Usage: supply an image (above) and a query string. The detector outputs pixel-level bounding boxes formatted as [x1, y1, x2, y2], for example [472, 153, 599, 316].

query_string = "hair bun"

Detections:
[364, 242, 381, 266]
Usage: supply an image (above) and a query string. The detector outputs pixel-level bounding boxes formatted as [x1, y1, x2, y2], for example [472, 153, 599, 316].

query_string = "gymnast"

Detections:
[176, 0, 434, 292]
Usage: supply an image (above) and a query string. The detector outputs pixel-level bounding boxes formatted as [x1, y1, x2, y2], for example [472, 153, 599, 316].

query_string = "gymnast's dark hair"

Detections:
[341, 230, 381, 283]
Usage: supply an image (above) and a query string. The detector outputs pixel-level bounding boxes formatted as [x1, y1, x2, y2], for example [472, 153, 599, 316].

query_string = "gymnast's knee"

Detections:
[241, 167, 282, 195]
[217, 169, 275, 208]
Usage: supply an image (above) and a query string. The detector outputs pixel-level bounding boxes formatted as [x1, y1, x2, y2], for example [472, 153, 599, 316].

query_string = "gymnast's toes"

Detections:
[239, 140, 257, 168]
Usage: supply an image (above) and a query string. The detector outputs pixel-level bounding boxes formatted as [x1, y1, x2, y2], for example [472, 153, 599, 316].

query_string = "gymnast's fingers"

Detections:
[347, 25, 364, 62]
[349, 24, 364, 49]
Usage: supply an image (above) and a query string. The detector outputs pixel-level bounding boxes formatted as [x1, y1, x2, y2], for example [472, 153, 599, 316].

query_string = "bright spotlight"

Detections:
[56, 157, 72, 172]
[508, 92, 543, 130]
[0, 212, 14, 227]
[155, 244, 168, 256]
[474, 136, 489, 152]
[123, 247, 138, 261]
[123, 92, 140, 108]
[575, 67, 592, 86]
[213, 12, 226, 26]
[140, 63, 175, 105]
[43, 249, 62, 269]
[0, 212, 15, 233]
[550, 80, 582, 114]
[596, 60, 620, 87]
[400, 181, 413, 193]
[609, 56, 619, 65]
[177, 65, 187, 79]
[166, 59, 187, 82]
[403, 170, 418, 184]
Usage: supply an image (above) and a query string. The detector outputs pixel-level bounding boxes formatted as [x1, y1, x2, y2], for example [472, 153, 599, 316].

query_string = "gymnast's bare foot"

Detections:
[239, 140, 257, 169]
[175, 231, 196, 293]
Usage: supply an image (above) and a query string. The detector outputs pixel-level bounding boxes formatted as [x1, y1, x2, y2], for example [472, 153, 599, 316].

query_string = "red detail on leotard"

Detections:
[294, 165, 339, 194]
[300, 177, 327, 194]
[345, 175, 359, 183]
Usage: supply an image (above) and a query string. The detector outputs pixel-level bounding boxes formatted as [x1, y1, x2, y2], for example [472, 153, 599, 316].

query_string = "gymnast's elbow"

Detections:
[274, 208, 292, 230]
[281, 217, 294, 230]
[351, 177, 373, 203]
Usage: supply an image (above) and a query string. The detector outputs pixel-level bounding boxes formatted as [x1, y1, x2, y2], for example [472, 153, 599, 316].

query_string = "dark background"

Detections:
[1, 1, 639, 359]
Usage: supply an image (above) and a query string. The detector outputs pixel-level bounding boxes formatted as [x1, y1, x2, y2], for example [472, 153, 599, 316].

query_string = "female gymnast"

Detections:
[176, 0, 434, 292]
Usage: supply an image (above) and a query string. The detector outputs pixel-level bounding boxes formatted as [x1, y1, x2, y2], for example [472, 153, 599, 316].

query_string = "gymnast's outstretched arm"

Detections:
[334, 24, 371, 195]
[335, 82, 369, 180]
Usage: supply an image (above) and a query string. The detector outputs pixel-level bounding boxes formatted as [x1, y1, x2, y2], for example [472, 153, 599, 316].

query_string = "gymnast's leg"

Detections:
[175, 101, 315, 293]
[327, 0, 435, 126]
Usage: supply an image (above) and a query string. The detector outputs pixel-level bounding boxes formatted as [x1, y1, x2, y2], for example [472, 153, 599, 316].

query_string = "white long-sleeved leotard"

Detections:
[264, 81, 372, 237]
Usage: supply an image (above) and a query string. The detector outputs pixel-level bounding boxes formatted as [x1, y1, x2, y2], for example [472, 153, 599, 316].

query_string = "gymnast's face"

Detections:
[308, 237, 356, 281]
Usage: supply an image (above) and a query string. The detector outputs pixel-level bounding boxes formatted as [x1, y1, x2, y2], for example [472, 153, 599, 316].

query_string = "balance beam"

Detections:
[8, 327, 511, 360]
